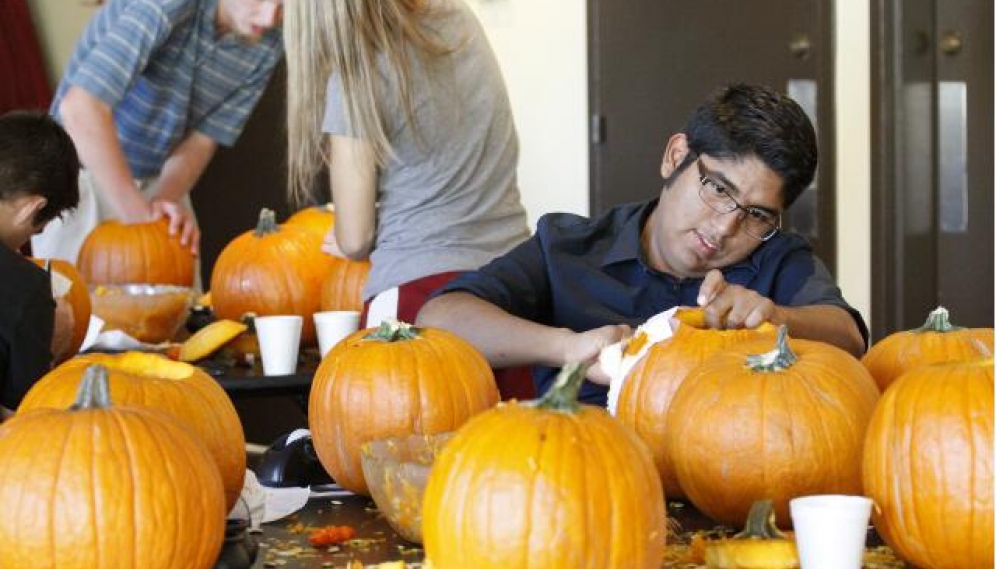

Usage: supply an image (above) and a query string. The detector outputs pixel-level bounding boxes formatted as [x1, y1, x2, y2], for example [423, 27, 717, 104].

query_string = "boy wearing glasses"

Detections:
[416, 83, 867, 406]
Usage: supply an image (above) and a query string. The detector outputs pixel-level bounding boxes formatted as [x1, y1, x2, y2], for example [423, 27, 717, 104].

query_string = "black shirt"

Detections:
[438, 200, 868, 406]
[0, 246, 55, 410]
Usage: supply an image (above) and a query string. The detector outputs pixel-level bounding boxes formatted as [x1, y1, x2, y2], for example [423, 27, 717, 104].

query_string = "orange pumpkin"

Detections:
[665, 327, 880, 527]
[320, 256, 370, 312]
[285, 202, 335, 240]
[211, 208, 332, 345]
[30, 257, 92, 361]
[863, 357, 994, 569]
[615, 307, 776, 499]
[77, 219, 195, 286]
[0, 365, 225, 569]
[19, 352, 246, 510]
[422, 363, 666, 569]
[862, 306, 994, 391]
[308, 320, 499, 495]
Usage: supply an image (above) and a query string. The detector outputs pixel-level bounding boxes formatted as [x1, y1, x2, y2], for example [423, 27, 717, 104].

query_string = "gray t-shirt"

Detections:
[323, 0, 529, 300]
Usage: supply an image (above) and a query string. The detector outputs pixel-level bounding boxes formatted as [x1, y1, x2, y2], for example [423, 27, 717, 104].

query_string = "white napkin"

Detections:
[600, 307, 680, 415]
[233, 469, 311, 529]
[87, 329, 175, 353]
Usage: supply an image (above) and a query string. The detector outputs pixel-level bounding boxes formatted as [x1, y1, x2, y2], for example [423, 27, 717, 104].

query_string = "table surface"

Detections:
[246, 494, 897, 569]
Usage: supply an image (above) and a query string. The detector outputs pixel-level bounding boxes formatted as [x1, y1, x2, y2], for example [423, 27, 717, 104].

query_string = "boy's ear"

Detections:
[13, 195, 48, 227]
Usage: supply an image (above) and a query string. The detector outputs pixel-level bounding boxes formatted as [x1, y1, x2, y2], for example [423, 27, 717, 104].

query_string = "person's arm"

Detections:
[417, 291, 630, 373]
[697, 269, 865, 358]
[50, 297, 75, 363]
[147, 131, 217, 254]
[58, 86, 152, 223]
[328, 134, 377, 260]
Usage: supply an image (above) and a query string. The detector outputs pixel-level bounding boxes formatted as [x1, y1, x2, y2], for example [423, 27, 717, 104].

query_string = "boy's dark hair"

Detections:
[675, 83, 818, 209]
[0, 111, 80, 225]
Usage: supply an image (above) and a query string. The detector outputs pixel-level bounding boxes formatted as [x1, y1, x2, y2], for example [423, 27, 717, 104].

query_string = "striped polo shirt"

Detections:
[51, 0, 283, 178]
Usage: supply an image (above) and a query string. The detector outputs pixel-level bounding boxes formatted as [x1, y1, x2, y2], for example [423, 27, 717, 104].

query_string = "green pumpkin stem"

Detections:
[364, 319, 420, 342]
[70, 365, 113, 410]
[745, 325, 797, 372]
[531, 362, 589, 413]
[253, 208, 279, 237]
[734, 500, 786, 540]
[915, 306, 964, 333]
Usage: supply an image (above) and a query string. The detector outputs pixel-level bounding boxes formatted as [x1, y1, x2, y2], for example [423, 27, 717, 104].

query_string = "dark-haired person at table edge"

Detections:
[416, 83, 868, 407]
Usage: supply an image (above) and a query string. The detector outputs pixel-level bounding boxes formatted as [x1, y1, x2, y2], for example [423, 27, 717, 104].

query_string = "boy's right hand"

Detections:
[51, 297, 75, 362]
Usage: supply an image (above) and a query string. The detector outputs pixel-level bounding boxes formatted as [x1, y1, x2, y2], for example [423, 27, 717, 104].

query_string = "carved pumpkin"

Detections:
[77, 219, 195, 286]
[616, 307, 776, 499]
[863, 357, 994, 569]
[285, 202, 335, 240]
[665, 327, 880, 527]
[211, 208, 332, 345]
[309, 320, 499, 494]
[31, 257, 91, 361]
[19, 352, 246, 510]
[862, 306, 994, 391]
[0, 365, 225, 568]
[422, 363, 666, 569]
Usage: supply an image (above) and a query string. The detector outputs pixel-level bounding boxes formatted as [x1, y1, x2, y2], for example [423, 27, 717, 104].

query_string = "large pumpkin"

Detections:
[0, 365, 225, 569]
[615, 307, 776, 499]
[19, 352, 246, 510]
[309, 320, 499, 495]
[863, 357, 993, 569]
[211, 208, 332, 345]
[31, 257, 91, 361]
[77, 219, 195, 286]
[422, 363, 666, 569]
[665, 327, 880, 527]
[862, 306, 994, 391]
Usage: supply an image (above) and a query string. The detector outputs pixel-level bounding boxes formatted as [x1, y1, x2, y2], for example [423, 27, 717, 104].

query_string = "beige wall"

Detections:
[27, 0, 872, 326]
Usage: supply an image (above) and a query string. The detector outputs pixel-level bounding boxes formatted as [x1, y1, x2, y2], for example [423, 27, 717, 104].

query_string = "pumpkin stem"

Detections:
[531, 362, 589, 413]
[734, 500, 786, 540]
[915, 306, 964, 333]
[745, 325, 797, 372]
[70, 365, 113, 410]
[253, 208, 279, 237]
[364, 319, 420, 342]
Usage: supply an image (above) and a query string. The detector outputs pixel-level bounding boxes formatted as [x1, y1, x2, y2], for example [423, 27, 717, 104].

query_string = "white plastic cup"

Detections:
[790, 494, 873, 569]
[254, 315, 303, 376]
[313, 310, 361, 357]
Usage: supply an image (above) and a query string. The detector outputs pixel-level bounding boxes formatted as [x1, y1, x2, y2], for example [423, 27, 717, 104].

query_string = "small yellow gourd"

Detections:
[179, 319, 249, 362]
[705, 500, 799, 569]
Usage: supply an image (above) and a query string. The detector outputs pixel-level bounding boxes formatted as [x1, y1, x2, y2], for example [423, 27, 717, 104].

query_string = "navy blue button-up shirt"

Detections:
[438, 200, 868, 406]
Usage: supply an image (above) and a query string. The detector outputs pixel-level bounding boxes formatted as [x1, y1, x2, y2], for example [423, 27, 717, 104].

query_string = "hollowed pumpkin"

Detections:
[0, 365, 225, 568]
[31, 257, 91, 361]
[19, 352, 246, 510]
[308, 320, 499, 495]
[422, 363, 666, 569]
[616, 307, 777, 499]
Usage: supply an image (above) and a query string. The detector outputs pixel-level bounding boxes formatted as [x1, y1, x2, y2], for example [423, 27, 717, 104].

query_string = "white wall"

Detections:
[467, 0, 590, 226]
[833, 2, 872, 328]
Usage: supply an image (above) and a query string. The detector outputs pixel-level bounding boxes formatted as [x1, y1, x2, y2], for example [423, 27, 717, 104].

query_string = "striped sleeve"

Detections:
[196, 45, 282, 146]
[66, 0, 175, 108]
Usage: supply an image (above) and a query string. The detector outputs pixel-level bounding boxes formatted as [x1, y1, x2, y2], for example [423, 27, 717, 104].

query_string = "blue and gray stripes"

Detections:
[51, 0, 282, 178]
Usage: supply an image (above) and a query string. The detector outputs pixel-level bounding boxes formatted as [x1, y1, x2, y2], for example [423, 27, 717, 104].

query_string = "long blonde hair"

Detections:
[285, 0, 452, 205]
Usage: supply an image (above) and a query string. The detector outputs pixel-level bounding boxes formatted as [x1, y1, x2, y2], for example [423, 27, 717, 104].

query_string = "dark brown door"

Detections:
[589, 0, 836, 270]
[871, 0, 994, 337]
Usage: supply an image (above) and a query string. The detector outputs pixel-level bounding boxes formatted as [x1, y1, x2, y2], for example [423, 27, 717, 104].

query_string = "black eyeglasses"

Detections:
[695, 159, 780, 241]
